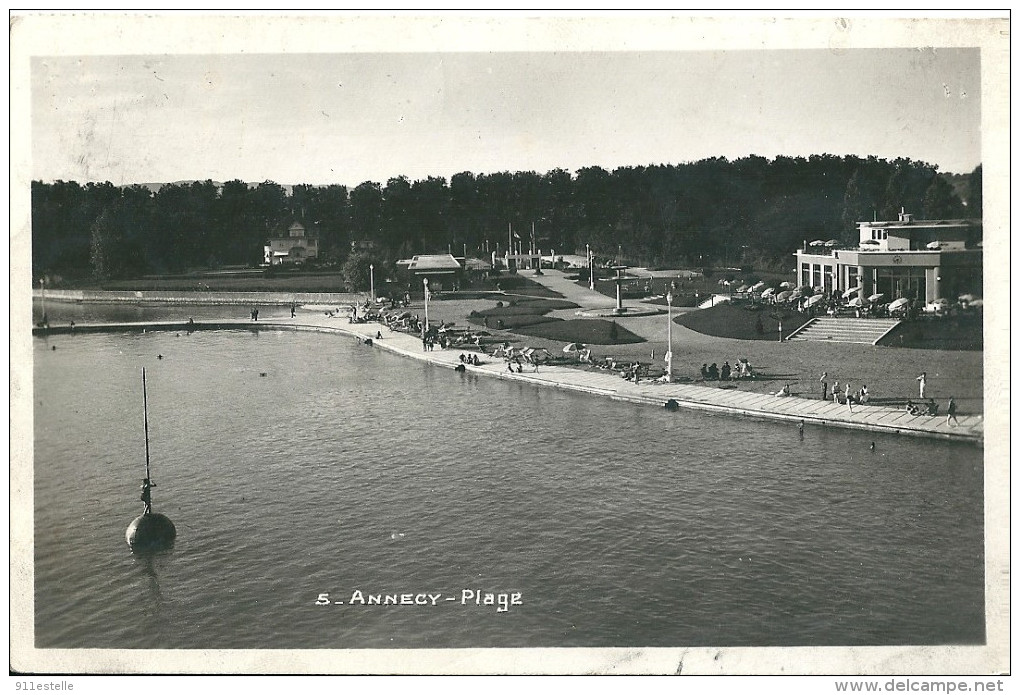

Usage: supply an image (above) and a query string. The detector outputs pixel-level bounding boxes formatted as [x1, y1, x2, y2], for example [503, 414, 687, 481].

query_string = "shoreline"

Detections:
[32, 316, 983, 446]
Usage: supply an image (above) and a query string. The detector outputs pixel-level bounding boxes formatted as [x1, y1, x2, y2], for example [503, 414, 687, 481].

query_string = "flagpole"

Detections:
[666, 282, 675, 382]
[423, 278, 429, 340]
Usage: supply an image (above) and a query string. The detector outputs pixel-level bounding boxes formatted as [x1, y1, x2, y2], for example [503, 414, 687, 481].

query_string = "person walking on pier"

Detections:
[916, 372, 927, 399]
[819, 371, 828, 400]
[845, 383, 854, 412]
[946, 396, 959, 427]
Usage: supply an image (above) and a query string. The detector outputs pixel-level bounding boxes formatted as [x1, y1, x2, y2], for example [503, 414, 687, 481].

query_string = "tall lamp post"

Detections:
[422, 277, 429, 339]
[665, 281, 675, 382]
[369, 263, 375, 304]
[587, 244, 595, 291]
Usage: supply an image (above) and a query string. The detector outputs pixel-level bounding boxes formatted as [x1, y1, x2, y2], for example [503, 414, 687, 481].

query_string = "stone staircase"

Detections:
[786, 317, 901, 345]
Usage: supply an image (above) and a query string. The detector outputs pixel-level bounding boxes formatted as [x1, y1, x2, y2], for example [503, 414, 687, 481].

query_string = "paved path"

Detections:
[35, 314, 983, 444]
[519, 268, 613, 309]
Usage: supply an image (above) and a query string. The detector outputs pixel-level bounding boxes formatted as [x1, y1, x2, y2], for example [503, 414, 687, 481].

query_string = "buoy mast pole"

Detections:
[143, 368, 151, 481]
[141, 368, 153, 515]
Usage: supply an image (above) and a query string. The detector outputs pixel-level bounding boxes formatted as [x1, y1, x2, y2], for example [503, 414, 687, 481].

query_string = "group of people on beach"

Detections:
[819, 373, 871, 408]
[817, 370, 959, 425]
[700, 358, 755, 381]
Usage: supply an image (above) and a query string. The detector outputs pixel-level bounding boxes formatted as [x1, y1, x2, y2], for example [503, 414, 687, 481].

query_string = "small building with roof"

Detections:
[396, 253, 465, 291]
[264, 222, 319, 265]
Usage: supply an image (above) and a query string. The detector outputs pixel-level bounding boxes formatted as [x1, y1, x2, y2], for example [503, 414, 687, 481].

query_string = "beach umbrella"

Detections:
[779, 281, 793, 289]
[925, 241, 941, 250]
[760, 287, 775, 298]
[847, 296, 864, 308]
[860, 239, 880, 246]
[842, 286, 861, 299]
[809, 240, 826, 247]
[824, 239, 840, 247]
[888, 297, 911, 312]
[868, 293, 886, 303]
[750, 281, 765, 291]
[736, 285, 750, 293]
[805, 294, 825, 308]
[563, 342, 586, 353]
[776, 290, 794, 302]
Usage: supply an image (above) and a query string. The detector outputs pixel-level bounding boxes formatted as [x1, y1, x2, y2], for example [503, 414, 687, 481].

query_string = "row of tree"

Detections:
[31, 155, 981, 281]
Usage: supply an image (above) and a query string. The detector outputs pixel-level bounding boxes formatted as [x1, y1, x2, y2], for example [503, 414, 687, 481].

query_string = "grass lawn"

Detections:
[471, 298, 579, 317]
[98, 272, 352, 293]
[512, 318, 645, 345]
[677, 303, 812, 341]
[880, 313, 983, 351]
[481, 273, 564, 299]
[463, 296, 642, 345]
[470, 314, 560, 330]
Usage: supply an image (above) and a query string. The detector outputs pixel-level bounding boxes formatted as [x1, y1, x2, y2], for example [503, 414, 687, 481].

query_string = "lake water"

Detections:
[31, 321, 985, 649]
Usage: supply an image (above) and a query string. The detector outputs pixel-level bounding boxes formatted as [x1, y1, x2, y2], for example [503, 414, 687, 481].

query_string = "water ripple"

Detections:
[32, 331, 985, 648]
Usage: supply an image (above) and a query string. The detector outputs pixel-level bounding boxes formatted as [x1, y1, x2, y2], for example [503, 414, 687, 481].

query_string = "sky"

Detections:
[28, 31, 983, 188]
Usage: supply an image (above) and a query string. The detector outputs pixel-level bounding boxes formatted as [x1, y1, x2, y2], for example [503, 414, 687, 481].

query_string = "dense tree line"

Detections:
[31, 156, 979, 281]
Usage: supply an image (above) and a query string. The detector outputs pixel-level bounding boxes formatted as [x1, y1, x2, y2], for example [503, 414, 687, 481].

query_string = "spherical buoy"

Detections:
[126, 513, 177, 553]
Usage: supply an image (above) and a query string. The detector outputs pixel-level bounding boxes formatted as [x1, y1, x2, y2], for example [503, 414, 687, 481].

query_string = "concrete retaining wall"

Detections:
[34, 289, 364, 306]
